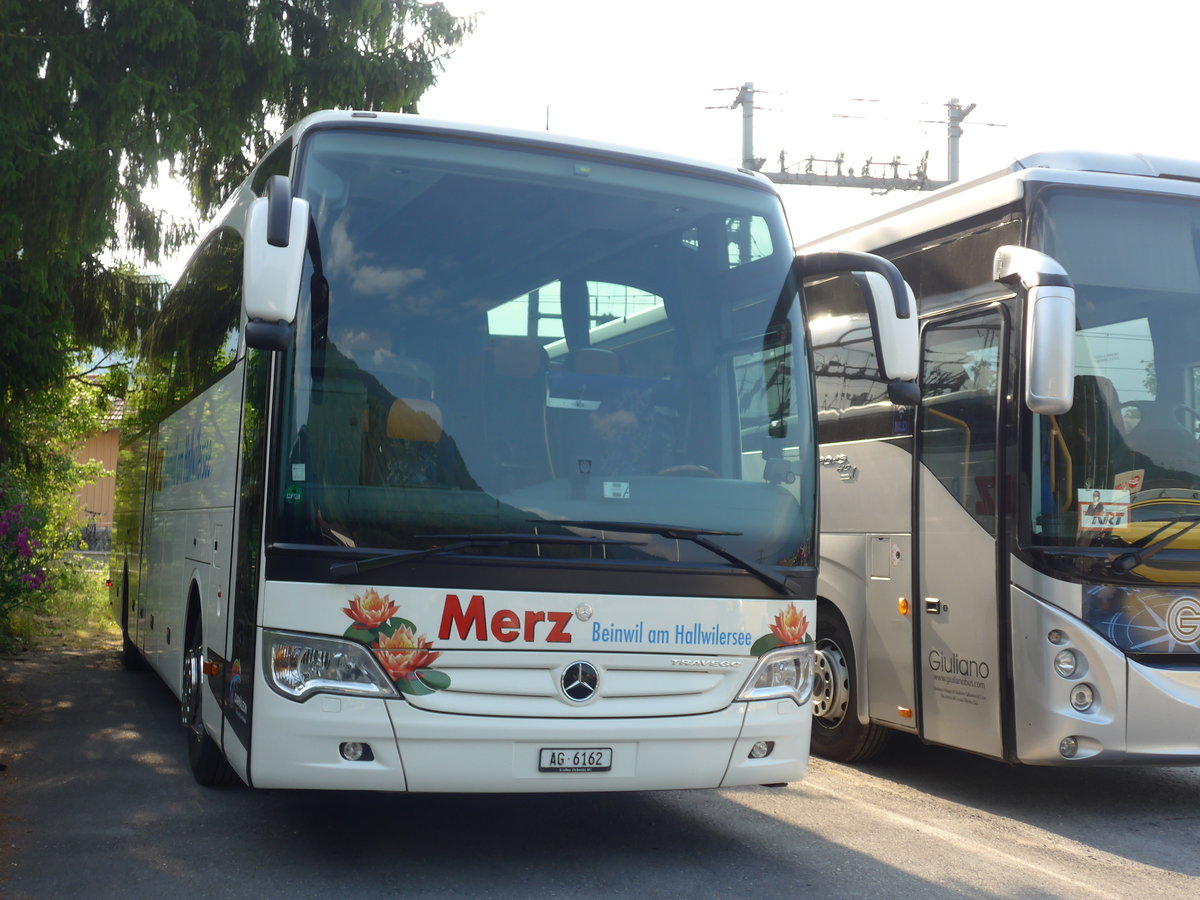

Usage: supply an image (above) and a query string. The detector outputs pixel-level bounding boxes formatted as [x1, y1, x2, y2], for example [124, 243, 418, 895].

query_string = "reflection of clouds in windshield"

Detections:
[337, 329, 433, 396]
[329, 216, 425, 299]
[339, 330, 399, 368]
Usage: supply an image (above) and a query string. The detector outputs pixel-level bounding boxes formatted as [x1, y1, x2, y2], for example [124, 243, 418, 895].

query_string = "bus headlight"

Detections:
[737, 643, 814, 705]
[1053, 648, 1078, 678]
[1069, 683, 1096, 712]
[264, 629, 398, 701]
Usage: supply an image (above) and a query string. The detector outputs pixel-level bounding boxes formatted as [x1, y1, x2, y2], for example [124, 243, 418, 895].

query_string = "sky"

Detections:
[418, 0, 1200, 240]
[145, 0, 1200, 280]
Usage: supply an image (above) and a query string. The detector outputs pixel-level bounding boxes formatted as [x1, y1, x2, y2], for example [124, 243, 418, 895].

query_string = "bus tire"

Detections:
[121, 631, 147, 671]
[811, 604, 891, 763]
[119, 569, 147, 672]
[182, 614, 237, 787]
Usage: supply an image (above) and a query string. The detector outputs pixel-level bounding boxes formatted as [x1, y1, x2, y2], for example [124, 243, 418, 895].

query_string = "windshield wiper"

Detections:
[329, 533, 634, 580]
[545, 519, 794, 595]
[1108, 515, 1200, 574]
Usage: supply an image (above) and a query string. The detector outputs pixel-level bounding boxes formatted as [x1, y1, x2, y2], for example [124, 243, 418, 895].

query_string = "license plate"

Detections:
[539, 747, 612, 773]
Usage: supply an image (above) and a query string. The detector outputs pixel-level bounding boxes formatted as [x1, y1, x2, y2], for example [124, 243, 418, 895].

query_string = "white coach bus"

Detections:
[110, 110, 917, 791]
[800, 150, 1200, 765]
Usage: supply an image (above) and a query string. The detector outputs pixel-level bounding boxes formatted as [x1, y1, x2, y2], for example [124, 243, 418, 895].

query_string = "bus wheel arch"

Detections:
[182, 590, 236, 786]
[812, 599, 891, 763]
[118, 564, 147, 671]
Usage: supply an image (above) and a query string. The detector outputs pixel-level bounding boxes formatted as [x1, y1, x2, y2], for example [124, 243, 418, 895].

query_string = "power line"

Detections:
[714, 85, 993, 193]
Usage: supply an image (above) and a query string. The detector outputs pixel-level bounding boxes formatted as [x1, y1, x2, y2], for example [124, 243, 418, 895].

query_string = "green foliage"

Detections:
[0, 555, 115, 652]
[0, 361, 116, 632]
[43, 555, 115, 632]
[0, 478, 48, 620]
[1, 0, 473, 641]
[0, 0, 475, 466]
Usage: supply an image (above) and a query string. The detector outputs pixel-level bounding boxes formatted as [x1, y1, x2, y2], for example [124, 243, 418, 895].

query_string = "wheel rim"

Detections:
[813, 638, 850, 727]
[182, 644, 203, 734]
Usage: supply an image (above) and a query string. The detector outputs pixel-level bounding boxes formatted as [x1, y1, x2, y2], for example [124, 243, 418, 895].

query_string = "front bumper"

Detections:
[248, 684, 809, 791]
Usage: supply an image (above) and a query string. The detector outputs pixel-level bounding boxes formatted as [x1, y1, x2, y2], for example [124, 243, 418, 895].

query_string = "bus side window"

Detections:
[134, 228, 242, 431]
[806, 274, 893, 443]
[920, 318, 1002, 535]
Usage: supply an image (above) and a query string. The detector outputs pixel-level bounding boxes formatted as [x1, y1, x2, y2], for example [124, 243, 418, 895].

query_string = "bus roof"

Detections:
[258, 109, 778, 196]
[798, 150, 1200, 255]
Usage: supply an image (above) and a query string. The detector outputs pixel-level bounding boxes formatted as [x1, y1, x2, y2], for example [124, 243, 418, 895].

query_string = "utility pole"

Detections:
[946, 98, 976, 183]
[718, 87, 977, 192]
[722, 82, 765, 171]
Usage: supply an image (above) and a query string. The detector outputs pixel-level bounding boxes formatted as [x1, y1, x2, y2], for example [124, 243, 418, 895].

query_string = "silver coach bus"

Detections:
[800, 151, 1200, 765]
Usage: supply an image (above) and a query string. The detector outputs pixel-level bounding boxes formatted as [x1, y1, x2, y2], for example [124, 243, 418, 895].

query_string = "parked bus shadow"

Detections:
[0, 645, 961, 898]
[2, 645, 1197, 897]
[835, 732, 1200, 879]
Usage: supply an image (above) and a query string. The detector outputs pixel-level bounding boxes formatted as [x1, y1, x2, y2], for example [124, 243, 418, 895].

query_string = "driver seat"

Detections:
[1125, 401, 1200, 476]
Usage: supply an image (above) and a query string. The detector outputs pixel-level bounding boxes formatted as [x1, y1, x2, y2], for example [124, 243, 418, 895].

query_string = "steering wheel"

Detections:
[1121, 400, 1200, 431]
[1176, 404, 1200, 428]
[657, 464, 718, 478]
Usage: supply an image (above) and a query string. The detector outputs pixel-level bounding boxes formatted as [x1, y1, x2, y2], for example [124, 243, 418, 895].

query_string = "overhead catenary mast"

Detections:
[716, 83, 980, 193]
[945, 98, 976, 183]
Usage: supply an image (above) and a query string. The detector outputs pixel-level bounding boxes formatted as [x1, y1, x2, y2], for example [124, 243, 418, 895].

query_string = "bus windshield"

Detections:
[1029, 187, 1200, 570]
[271, 127, 813, 580]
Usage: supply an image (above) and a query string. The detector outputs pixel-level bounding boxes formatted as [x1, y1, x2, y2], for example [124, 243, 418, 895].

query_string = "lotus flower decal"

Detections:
[374, 624, 442, 682]
[342, 589, 450, 695]
[770, 604, 810, 646]
[343, 587, 400, 630]
[750, 602, 813, 656]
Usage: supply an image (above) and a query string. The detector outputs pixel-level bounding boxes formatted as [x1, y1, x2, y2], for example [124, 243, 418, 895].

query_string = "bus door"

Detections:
[915, 309, 1005, 757]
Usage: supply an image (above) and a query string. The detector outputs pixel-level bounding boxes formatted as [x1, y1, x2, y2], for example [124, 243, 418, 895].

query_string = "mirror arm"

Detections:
[795, 250, 911, 319]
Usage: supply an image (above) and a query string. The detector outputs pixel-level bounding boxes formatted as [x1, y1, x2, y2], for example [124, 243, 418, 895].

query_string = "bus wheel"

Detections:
[811, 607, 890, 763]
[120, 631, 146, 670]
[182, 617, 236, 786]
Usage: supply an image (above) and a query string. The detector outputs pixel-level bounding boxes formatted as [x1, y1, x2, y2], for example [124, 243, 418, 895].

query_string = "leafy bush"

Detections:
[0, 358, 115, 640]
[1, 555, 115, 651]
[45, 556, 115, 638]
[0, 479, 49, 620]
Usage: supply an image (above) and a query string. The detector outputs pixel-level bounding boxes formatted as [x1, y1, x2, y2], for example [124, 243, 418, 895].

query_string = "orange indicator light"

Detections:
[898, 597, 910, 616]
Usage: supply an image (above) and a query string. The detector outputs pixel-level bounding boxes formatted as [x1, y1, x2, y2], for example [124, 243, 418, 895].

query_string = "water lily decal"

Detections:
[770, 604, 810, 646]
[344, 587, 400, 630]
[751, 601, 814, 656]
[374, 624, 442, 682]
[342, 589, 450, 695]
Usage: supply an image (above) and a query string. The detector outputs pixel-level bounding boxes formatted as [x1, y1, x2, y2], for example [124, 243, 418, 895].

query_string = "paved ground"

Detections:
[3, 637, 1199, 899]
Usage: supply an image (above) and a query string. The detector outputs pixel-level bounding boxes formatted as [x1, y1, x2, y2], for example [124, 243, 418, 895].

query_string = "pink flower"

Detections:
[769, 603, 809, 645]
[343, 587, 400, 629]
[373, 625, 441, 682]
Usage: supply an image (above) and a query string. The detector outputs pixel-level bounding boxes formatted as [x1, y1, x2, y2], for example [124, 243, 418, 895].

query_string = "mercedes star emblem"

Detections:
[561, 661, 599, 702]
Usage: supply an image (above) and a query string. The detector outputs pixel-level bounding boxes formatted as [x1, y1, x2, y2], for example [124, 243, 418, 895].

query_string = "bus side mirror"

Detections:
[854, 271, 919, 384]
[244, 174, 310, 351]
[795, 250, 920, 401]
[994, 246, 1076, 415]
